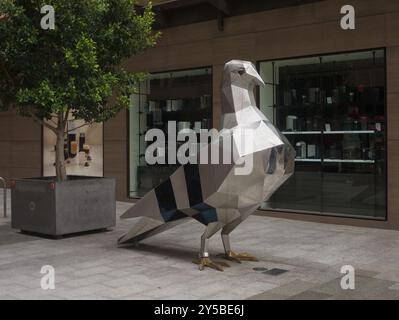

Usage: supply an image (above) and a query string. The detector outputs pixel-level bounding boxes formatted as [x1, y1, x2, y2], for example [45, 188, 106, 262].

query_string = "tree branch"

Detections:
[65, 122, 92, 133]
[33, 115, 57, 134]
[48, 118, 57, 126]
[63, 107, 71, 125]
[18, 106, 59, 134]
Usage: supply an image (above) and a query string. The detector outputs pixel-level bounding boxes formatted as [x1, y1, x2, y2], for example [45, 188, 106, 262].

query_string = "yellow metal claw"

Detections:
[224, 251, 259, 263]
[193, 257, 230, 271]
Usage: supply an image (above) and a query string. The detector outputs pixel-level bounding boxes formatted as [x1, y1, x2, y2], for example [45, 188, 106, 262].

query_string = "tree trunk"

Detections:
[55, 118, 67, 182]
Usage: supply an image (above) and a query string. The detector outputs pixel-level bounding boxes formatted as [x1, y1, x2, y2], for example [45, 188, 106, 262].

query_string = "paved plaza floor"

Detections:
[1, 190, 399, 300]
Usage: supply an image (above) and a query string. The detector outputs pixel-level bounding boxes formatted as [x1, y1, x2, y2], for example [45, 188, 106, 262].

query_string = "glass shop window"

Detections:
[43, 118, 104, 177]
[129, 67, 213, 198]
[259, 49, 386, 220]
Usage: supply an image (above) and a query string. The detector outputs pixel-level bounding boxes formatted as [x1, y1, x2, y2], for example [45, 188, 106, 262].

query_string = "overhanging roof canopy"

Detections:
[136, 0, 326, 29]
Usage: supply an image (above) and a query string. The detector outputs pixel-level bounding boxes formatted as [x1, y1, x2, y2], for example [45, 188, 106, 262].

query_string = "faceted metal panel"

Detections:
[118, 60, 295, 265]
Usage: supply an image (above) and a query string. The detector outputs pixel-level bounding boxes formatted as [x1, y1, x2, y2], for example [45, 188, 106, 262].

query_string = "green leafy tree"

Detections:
[0, 0, 159, 181]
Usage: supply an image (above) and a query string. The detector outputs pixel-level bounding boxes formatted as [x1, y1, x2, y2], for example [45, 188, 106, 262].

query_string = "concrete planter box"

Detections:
[11, 176, 116, 237]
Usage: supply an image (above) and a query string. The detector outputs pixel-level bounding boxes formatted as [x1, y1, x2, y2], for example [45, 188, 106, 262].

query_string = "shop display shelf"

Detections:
[294, 158, 375, 164]
[323, 159, 375, 164]
[294, 158, 321, 162]
[282, 130, 376, 135]
[282, 131, 322, 135]
[323, 130, 376, 135]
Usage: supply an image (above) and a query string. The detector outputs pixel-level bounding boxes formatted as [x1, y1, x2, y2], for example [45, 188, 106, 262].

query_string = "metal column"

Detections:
[0, 177, 6, 218]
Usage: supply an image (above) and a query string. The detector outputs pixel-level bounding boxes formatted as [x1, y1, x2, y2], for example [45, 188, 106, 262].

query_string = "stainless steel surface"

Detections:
[119, 60, 295, 270]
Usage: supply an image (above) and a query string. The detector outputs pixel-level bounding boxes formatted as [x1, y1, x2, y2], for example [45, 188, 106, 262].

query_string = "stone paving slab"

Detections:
[288, 290, 333, 300]
[0, 197, 399, 300]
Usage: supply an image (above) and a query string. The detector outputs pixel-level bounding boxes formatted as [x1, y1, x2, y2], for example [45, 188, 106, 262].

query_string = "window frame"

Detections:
[256, 48, 388, 221]
[127, 65, 214, 200]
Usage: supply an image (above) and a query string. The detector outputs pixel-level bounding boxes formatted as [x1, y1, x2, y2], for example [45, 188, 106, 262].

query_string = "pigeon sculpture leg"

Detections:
[193, 222, 230, 271]
[221, 208, 259, 263]
[119, 60, 295, 271]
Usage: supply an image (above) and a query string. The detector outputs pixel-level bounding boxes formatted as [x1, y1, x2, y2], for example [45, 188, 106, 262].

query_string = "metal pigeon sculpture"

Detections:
[118, 60, 295, 271]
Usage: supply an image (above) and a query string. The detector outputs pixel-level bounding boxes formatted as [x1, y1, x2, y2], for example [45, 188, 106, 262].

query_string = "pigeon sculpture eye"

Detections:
[238, 68, 245, 75]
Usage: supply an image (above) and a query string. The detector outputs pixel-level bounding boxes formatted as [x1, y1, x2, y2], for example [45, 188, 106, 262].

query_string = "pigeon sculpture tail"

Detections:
[118, 60, 295, 271]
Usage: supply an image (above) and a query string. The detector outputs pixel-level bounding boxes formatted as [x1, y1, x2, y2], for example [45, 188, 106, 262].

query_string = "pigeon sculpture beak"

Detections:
[246, 64, 265, 87]
[253, 73, 265, 87]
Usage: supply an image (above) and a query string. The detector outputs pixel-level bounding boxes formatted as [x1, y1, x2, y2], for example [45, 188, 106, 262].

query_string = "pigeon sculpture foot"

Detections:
[224, 251, 259, 263]
[193, 257, 230, 272]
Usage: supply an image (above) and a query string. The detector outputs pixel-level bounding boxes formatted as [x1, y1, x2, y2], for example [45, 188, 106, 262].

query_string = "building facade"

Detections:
[1, 0, 399, 230]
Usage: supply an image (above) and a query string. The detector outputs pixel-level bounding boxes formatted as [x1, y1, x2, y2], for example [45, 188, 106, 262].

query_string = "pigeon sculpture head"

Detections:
[221, 60, 265, 115]
[223, 60, 265, 88]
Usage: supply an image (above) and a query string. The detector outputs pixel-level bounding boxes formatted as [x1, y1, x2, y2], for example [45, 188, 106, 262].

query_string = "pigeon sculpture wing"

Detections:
[118, 60, 295, 271]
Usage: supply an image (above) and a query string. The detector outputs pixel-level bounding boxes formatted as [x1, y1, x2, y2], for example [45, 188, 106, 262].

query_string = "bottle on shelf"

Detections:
[79, 133, 86, 151]
[296, 141, 307, 159]
[307, 144, 317, 159]
[67, 120, 78, 158]
[70, 141, 78, 158]
[286, 115, 297, 131]
[63, 138, 69, 160]
[68, 133, 76, 158]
